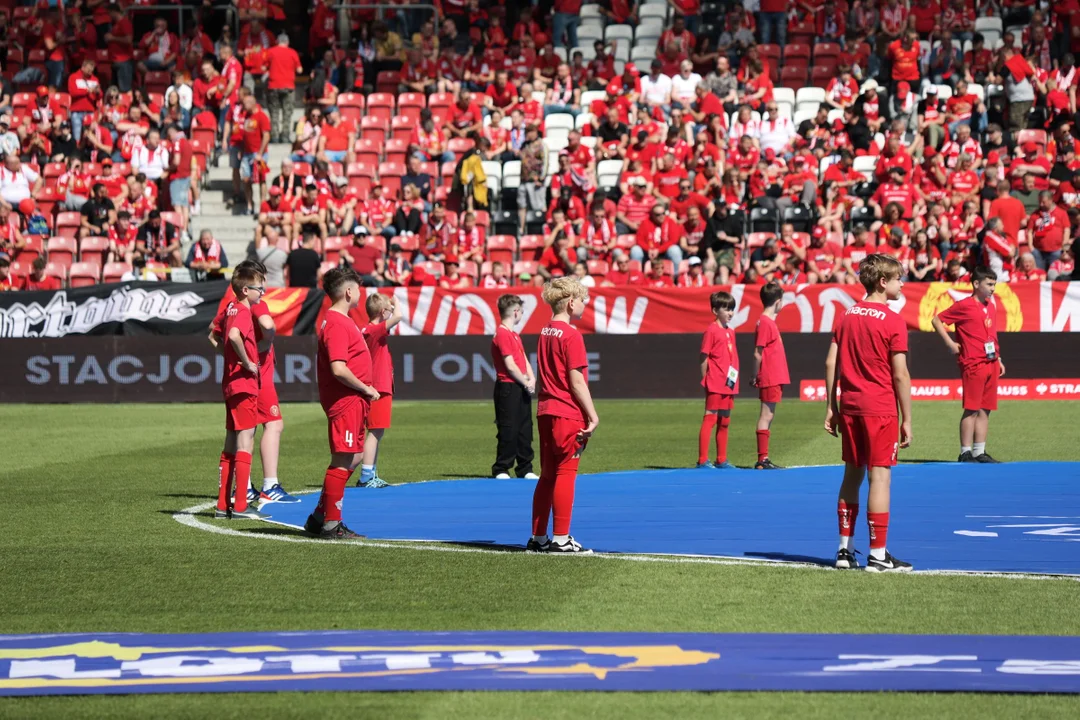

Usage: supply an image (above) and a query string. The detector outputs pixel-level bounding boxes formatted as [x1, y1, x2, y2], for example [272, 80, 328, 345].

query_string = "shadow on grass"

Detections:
[162, 493, 215, 500]
[900, 458, 953, 464]
[744, 551, 836, 568]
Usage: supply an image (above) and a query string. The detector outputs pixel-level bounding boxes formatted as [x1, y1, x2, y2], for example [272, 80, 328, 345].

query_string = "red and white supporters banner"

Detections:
[799, 379, 1080, 402]
[335, 281, 1080, 336]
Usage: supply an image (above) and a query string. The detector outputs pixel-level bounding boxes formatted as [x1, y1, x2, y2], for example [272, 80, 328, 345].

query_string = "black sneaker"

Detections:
[958, 451, 977, 463]
[525, 537, 550, 553]
[230, 506, 271, 520]
[755, 458, 783, 470]
[975, 453, 1001, 464]
[304, 512, 325, 535]
[835, 548, 860, 569]
[318, 522, 365, 540]
[865, 551, 913, 573]
[545, 536, 593, 554]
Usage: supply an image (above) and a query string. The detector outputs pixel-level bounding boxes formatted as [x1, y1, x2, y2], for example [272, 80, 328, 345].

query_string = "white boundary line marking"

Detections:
[171, 499, 1080, 583]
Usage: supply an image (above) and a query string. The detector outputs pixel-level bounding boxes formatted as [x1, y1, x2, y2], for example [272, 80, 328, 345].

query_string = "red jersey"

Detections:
[361, 320, 394, 396]
[221, 301, 260, 399]
[317, 310, 373, 416]
[833, 301, 908, 417]
[20, 275, 62, 292]
[937, 295, 999, 372]
[537, 320, 589, 422]
[754, 314, 789, 388]
[491, 325, 528, 384]
[701, 321, 738, 396]
[108, 224, 138, 249]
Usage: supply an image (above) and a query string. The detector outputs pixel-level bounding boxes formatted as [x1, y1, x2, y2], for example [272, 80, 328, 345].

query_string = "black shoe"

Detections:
[975, 452, 1001, 464]
[318, 521, 365, 540]
[545, 536, 593, 554]
[304, 512, 324, 535]
[525, 537, 550, 552]
[754, 458, 783, 470]
[835, 548, 860, 569]
[958, 451, 977, 463]
[865, 551, 913, 573]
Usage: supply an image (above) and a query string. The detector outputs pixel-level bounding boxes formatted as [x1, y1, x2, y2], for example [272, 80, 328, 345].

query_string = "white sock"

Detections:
[870, 547, 886, 561]
[552, 534, 569, 544]
[262, 477, 278, 492]
[532, 534, 548, 544]
[972, 443, 986, 457]
[838, 535, 852, 551]
[961, 445, 972, 455]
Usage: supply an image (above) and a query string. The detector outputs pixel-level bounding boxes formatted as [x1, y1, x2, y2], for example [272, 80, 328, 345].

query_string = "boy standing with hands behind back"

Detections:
[359, 293, 403, 488]
[753, 281, 789, 470]
[491, 294, 539, 481]
[698, 291, 738, 470]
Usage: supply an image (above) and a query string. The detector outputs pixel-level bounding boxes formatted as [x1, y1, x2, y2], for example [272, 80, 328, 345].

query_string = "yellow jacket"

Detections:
[459, 152, 488, 207]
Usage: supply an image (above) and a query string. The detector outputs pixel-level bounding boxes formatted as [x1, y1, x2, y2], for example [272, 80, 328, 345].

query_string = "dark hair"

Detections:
[496, 293, 523, 318]
[32, 256, 47, 271]
[323, 267, 361, 299]
[971, 265, 998, 284]
[236, 259, 268, 275]
[230, 265, 264, 294]
[0, 257, 10, 268]
[710, 290, 735, 312]
[760, 281, 784, 308]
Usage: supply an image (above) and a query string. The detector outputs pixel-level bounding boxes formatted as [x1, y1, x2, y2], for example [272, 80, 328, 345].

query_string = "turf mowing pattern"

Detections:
[3, 400, 1080, 718]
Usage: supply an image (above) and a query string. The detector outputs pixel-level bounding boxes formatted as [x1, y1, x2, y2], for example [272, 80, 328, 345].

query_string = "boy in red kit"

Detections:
[931, 266, 1006, 464]
[214, 266, 271, 521]
[753, 282, 789, 470]
[698, 292, 738, 470]
[306, 268, 381, 540]
[824, 254, 913, 573]
[358, 293, 403, 488]
[530, 278, 599, 554]
[209, 260, 300, 508]
[491, 294, 539, 480]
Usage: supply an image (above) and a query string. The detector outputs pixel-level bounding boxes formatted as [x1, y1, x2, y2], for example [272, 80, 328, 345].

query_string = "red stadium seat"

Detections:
[103, 262, 131, 283]
[810, 66, 833, 88]
[615, 234, 637, 251]
[473, 210, 490, 228]
[512, 260, 539, 278]
[79, 236, 109, 266]
[419, 161, 438, 178]
[317, 261, 337, 281]
[347, 161, 376, 177]
[13, 235, 44, 263]
[366, 92, 395, 123]
[759, 44, 781, 65]
[68, 262, 101, 287]
[379, 162, 405, 196]
[395, 235, 419, 253]
[788, 17, 816, 43]
[44, 261, 67, 284]
[458, 260, 479, 281]
[434, 186, 449, 204]
[323, 236, 348, 265]
[160, 211, 184, 230]
[360, 116, 388, 144]
[375, 71, 401, 94]
[8, 260, 30, 283]
[384, 139, 409, 167]
[439, 162, 457, 186]
[55, 213, 82, 240]
[6, 49, 24, 70]
[13, 91, 33, 108]
[747, 232, 773, 249]
[54, 92, 71, 110]
[780, 66, 808, 88]
[293, 161, 313, 177]
[485, 235, 515, 265]
[1016, 129, 1048, 149]
[587, 259, 609, 277]
[337, 92, 365, 109]
[448, 137, 475, 154]
[353, 137, 381, 167]
[390, 115, 415, 141]
[397, 92, 426, 123]
[814, 43, 841, 63]
[84, 162, 102, 177]
[418, 260, 444, 277]
[517, 234, 544, 261]
[428, 92, 453, 111]
[784, 44, 811, 62]
[144, 71, 169, 95]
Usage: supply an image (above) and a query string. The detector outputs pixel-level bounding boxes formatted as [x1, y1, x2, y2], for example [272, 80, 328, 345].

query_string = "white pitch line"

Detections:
[171, 501, 1080, 582]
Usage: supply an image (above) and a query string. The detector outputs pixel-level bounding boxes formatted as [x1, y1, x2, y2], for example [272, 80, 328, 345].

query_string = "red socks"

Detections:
[551, 469, 577, 536]
[698, 414, 718, 464]
[319, 467, 352, 523]
[868, 512, 889, 549]
[838, 501, 859, 538]
[756, 429, 770, 463]
[217, 452, 235, 512]
[715, 415, 730, 463]
[232, 451, 252, 512]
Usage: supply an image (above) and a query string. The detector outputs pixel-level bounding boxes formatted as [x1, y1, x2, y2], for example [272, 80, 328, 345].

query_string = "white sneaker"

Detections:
[524, 472, 539, 480]
[192, 201, 201, 216]
[494, 472, 511, 479]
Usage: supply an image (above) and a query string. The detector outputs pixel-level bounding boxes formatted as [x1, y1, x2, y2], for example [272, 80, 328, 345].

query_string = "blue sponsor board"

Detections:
[1, 631, 1080, 696]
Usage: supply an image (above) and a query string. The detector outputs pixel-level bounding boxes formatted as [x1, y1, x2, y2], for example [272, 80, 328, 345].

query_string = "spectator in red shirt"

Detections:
[615, 176, 658, 234]
[632, 204, 685, 267]
[21, 256, 61, 291]
[602, 249, 645, 286]
[66, 59, 102, 144]
[105, 5, 135, 93]
[265, 32, 304, 144]
[1013, 252, 1048, 281]
[988, 180, 1028, 247]
[1027, 191, 1072, 270]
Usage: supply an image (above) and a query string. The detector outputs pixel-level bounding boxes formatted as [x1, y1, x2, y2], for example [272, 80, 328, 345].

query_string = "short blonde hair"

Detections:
[859, 253, 904, 293]
[365, 292, 393, 320]
[541, 276, 587, 314]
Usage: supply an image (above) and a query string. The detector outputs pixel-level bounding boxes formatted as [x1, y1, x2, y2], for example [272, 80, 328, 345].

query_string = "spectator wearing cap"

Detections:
[678, 255, 707, 287]
[326, 176, 359, 236]
[616, 176, 658, 234]
[439, 254, 471, 288]
[185, 229, 228, 278]
[632, 203, 684, 268]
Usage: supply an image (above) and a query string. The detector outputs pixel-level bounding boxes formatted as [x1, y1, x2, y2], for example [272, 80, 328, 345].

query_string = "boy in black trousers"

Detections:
[490, 294, 538, 480]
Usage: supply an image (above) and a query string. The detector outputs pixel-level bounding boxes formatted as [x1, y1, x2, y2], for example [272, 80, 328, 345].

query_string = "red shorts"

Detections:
[367, 394, 393, 430]
[257, 381, 282, 424]
[539, 414, 586, 477]
[705, 392, 734, 412]
[962, 363, 999, 412]
[838, 414, 899, 468]
[327, 401, 368, 454]
[225, 393, 258, 431]
[758, 385, 783, 403]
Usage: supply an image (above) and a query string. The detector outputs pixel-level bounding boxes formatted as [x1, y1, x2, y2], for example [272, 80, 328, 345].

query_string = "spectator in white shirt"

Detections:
[670, 60, 702, 108]
[131, 129, 170, 181]
[0, 115, 20, 158]
[640, 59, 673, 114]
[757, 101, 796, 155]
[0, 154, 42, 208]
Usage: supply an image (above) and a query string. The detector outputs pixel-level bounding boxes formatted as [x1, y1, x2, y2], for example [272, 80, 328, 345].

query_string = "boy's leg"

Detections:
[492, 383, 517, 477]
[218, 431, 238, 512]
[259, 419, 283, 490]
[550, 417, 582, 542]
[698, 409, 718, 465]
[361, 428, 383, 484]
[972, 366, 998, 459]
[837, 463, 865, 551]
[515, 384, 536, 477]
[959, 409, 977, 457]
[866, 465, 892, 558]
[231, 427, 257, 512]
[531, 416, 556, 538]
[756, 400, 776, 463]
[715, 408, 732, 465]
[973, 409, 991, 455]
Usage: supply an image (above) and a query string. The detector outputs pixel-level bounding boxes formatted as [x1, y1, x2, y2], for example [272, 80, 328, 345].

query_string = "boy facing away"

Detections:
[698, 291, 738, 470]
[359, 292, 403, 487]
[825, 254, 913, 573]
[491, 294, 539, 480]
[931, 266, 1005, 464]
[753, 281, 789, 470]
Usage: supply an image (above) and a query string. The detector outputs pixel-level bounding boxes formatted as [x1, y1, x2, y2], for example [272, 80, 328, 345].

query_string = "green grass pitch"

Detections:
[3, 399, 1080, 719]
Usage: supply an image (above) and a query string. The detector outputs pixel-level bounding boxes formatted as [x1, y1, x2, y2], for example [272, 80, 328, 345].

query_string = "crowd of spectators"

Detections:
[3, 1, 1080, 292]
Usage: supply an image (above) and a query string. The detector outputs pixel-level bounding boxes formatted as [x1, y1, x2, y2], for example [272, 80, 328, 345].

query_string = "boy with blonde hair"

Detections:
[825, 254, 913, 572]
[698, 291, 738, 469]
[359, 292, 403, 487]
[529, 277, 599, 554]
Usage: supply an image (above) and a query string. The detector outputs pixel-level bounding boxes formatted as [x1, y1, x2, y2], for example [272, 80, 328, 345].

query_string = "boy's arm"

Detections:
[699, 352, 709, 382]
[891, 351, 912, 448]
[824, 341, 839, 436]
[208, 328, 222, 354]
[930, 315, 960, 355]
[753, 345, 764, 387]
[502, 356, 532, 390]
[569, 367, 599, 439]
[256, 314, 276, 353]
[227, 327, 258, 373]
[330, 360, 380, 400]
[384, 296, 404, 330]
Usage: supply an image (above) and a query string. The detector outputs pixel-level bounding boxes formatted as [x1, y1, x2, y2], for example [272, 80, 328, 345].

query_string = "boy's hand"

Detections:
[946, 339, 961, 356]
[900, 420, 912, 449]
[579, 416, 598, 441]
[998, 359, 1006, 377]
[365, 387, 381, 402]
[243, 360, 259, 375]
[824, 407, 838, 436]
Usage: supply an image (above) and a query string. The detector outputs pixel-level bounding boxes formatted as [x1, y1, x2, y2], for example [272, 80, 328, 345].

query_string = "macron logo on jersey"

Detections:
[541, 327, 564, 338]
[846, 306, 887, 320]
